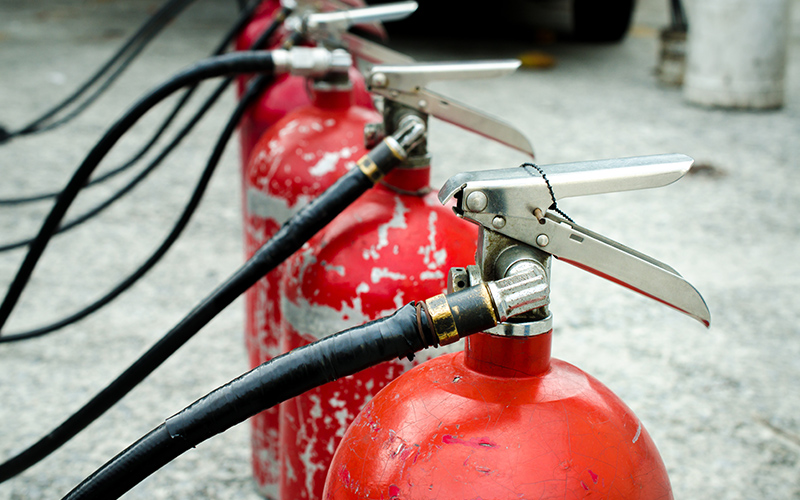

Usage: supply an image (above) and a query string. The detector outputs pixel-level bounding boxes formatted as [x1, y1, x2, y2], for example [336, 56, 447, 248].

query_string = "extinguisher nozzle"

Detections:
[423, 270, 550, 345]
[356, 115, 427, 184]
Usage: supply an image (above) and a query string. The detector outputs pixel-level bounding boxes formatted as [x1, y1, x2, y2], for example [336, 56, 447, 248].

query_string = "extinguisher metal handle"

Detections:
[297, 1, 417, 44]
[368, 61, 535, 158]
[439, 153, 693, 214]
[340, 33, 416, 65]
[523, 212, 709, 327]
[305, 1, 418, 29]
[370, 60, 521, 88]
[438, 153, 711, 327]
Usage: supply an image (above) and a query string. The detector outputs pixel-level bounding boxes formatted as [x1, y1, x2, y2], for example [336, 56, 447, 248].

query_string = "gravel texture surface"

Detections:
[0, 0, 798, 498]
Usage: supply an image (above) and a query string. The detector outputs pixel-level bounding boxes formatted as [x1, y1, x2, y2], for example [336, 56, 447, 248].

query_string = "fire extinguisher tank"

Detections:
[321, 152, 715, 499]
[324, 332, 673, 499]
[235, 0, 287, 164]
[234, 4, 373, 169]
[238, 68, 372, 170]
[278, 164, 478, 499]
[243, 83, 381, 496]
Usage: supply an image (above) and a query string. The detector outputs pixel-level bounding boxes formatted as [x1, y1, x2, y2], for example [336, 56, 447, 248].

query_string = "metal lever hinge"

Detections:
[439, 154, 711, 326]
[367, 61, 535, 157]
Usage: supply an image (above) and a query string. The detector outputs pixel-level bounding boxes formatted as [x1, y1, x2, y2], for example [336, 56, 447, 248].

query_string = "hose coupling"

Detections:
[486, 270, 549, 322]
[392, 114, 427, 153]
[272, 47, 351, 77]
[422, 269, 549, 346]
[356, 115, 427, 183]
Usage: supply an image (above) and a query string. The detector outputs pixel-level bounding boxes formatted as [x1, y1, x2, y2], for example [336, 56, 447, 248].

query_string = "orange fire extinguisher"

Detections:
[323, 154, 711, 499]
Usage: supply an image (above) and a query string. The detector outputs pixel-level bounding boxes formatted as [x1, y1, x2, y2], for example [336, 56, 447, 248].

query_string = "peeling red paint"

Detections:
[277, 170, 477, 499]
[399, 447, 416, 461]
[388, 484, 400, 499]
[589, 469, 599, 484]
[581, 480, 589, 491]
[243, 76, 381, 497]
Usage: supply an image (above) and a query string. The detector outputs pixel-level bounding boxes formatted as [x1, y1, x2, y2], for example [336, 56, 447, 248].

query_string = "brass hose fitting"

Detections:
[422, 269, 549, 346]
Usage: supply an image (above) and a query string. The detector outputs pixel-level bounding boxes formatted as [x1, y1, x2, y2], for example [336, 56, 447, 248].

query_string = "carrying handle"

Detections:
[439, 154, 710, 326]
[368, 60, 535, 157]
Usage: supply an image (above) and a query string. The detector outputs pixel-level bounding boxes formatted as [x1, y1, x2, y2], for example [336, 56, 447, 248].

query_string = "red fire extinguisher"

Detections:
[243, 60, 380, 497]
[323, 154, 711, 499]
[235, 0, 297, 167]
[239, 6, 418, 497]
[275, 60, 536, 499]
[276, 144, 478, 500]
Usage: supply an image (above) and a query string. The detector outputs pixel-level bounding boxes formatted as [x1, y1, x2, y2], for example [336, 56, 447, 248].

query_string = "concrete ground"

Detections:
[0, 0, 798, 498]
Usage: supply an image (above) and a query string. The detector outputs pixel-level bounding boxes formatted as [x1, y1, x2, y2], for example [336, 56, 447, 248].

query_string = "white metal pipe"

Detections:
[683, 0, 792, 109]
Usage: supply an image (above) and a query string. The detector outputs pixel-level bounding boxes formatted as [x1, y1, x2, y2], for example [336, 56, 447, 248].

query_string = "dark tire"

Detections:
[573, 0, 636, 42]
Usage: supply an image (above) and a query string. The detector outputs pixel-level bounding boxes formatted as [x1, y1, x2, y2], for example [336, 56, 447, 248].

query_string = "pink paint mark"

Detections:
[588, 469, 599, 484]
[581, 480, 589, 491]
[389, 484, 401, 499]
[399, 447, 416, 461]
[442, 435, 497, 449]
[370, 421, 382, 434]
[338, 465, 353, 489]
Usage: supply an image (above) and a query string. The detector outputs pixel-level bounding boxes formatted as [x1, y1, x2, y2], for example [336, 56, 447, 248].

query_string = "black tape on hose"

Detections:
[62, 304, 429, 500]
[166, 303, 427, 442]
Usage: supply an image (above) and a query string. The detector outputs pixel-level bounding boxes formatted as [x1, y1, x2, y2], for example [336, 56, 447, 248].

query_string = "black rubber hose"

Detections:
[0, 51, 279, 332]
[0, 138, 404, 479]
[0, 0, 271, 246]
[62, 303, 431, 500]
[0, 0, 197, 142]
[0, 9, 289, 341]
[670, 0, 688, 31]
[0, 72, 269, 340]
[0, 0, 264, 206]
[0, 82, 226, 254]
[23, 18, 177, 138]
[1, 0, 198, 142]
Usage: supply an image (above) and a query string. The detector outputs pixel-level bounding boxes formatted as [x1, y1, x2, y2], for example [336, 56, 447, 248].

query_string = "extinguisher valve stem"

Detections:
[423, 269, 549, 346]
[357, 115, 427, 183]
[393, 114, 427, 152]
[487, 271, 550, 322]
